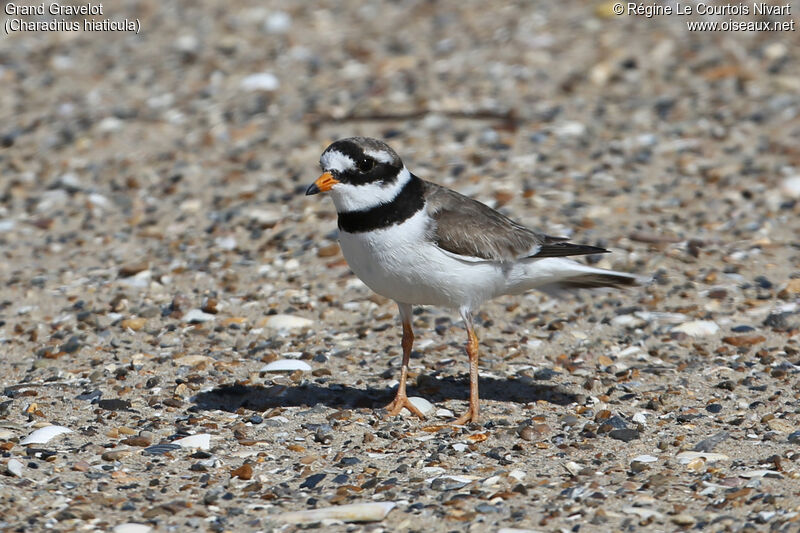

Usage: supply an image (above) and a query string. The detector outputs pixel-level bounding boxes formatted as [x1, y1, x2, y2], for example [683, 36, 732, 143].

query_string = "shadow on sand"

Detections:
[193, 375, 578, 413]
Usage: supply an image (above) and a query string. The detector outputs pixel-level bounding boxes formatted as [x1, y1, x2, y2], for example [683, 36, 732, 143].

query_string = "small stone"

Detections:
[767, 418, 794, 433]
[788, 431, 800, 444]
[671, 514, 696, 527]
[98, 399, 131, 411]
[778, 279, 800, 299]
[118, 262, 148, 278]
[121, 436, 152, 447]
[6, 458, 23, 477]
[722, 335, 766, 348]
[608, 428, 639, 442]
[431, 477, 469, 491]
[693, 432, 730, 452]
[120, 318, 146, 331]
[264, 11, 291, 33]
[706, 404, 723, 414]
[300, 473, 326, 489]
[143, 444, 181, 456]
[102, 450, 132, 461]
[231, 463, 253, 480]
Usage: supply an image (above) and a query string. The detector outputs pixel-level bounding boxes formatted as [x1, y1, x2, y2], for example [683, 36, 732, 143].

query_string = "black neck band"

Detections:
[338, 175, 425, 233]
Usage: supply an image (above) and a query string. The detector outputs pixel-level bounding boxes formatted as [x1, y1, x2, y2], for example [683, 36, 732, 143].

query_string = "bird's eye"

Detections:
[356, 157, 375, 172]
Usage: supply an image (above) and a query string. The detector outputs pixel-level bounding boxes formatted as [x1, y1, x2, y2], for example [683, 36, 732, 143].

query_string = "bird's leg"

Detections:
[384, 303, 426, 419]
[453, 310, 480, 425]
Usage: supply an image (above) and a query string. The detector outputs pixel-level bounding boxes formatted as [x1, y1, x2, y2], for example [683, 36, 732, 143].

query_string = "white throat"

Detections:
[330, 166, 412, 213]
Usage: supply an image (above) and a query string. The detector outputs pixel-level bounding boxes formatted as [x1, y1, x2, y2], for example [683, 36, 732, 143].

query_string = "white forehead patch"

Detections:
[363, 148, 394, 165]
[331, 166, 412, 213]
[320, 150, 355, 173]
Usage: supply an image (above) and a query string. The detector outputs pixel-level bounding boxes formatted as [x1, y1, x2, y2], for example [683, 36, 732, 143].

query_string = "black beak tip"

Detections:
[305, 183, 321, 196]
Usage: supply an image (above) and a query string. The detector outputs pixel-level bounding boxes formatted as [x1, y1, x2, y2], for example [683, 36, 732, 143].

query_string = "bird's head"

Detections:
[306, 137, 409, 212]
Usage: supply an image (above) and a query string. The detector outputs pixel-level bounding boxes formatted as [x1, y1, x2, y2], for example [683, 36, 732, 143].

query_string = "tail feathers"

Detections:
[552, 271, 640, 290]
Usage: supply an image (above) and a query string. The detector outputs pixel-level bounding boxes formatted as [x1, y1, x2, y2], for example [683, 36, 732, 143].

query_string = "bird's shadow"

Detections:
[192, 375, 577, 413]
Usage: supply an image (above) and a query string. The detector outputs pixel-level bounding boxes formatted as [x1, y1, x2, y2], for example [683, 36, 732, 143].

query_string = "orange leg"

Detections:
[383, 303, 426, 419]
[453, 311, 480, 425]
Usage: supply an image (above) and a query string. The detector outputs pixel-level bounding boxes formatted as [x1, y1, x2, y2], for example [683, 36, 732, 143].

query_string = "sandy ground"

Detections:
[1, 1, 800, 531]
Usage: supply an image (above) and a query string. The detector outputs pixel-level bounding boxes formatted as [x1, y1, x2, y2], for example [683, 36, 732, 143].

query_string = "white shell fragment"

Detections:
[622, 506, 664, 520]
[240, 72, 280, 91]
[672, 320, 720, 337]
[112, 524, 153, 533]
[264, 314, 313, 331]
[781, 175, 800, 198]
[6, 458, 23, 477]
[172, 433, 211, 450]
[401, 397, 435, 417]
[261, 360, 312, 373]
[277, 502, 396, 524]
[20, 425, 72, 445]
[631, 455, 658, 463]
[183, 309, 216, 323]
[677, 451, 730, 464]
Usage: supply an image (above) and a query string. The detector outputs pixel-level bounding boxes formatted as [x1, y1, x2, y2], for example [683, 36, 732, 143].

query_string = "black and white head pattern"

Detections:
[319, 137, 416, 213]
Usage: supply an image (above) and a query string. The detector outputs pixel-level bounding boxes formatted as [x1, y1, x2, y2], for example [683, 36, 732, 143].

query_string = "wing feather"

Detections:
[422, 180, 609, 261]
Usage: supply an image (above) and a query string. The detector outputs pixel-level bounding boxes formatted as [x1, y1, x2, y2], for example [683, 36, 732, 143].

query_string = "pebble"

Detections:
[6, 458, 23, 477]
[277, 502, 396, 524]
[143, 444, 181, 456]
[20, 425, 72, 445]
[431, 476, 470, 491]
[261, 359, 312, 373]
[788, 431, 800, 444]
[631, 455, 658, 463]
[766, 418, 794, 433]
[231, 463, 253, 480]
[672, 320, 720, 337]
[722, 335, 766, 347]
[671, 514, 696, 527]
[608, 429, 639, 442]
[693, 432, 730, 452]
[172, 434, 212, 450]
[264, 11, 291, 33]
[120, 317, 146, 331]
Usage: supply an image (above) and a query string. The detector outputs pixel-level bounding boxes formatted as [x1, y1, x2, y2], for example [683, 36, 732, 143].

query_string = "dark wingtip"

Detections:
[531, 242, 610, 259]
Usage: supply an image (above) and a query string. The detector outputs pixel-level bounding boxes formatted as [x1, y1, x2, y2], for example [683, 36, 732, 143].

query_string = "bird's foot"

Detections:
[383, 394, 426, 419]
[452, 407, 480, 426]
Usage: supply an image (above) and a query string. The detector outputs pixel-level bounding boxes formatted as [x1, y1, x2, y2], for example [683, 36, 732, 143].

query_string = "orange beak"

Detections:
[305, 172, 339, 195]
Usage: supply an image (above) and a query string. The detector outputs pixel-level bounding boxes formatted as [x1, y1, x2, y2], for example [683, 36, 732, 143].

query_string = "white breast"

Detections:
[338, 210, 508, 309]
